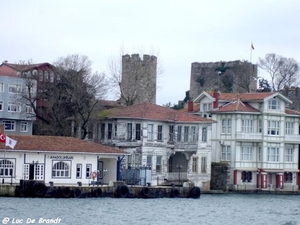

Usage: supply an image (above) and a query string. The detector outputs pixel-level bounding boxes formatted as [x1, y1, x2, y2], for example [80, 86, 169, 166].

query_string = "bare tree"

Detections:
[53, 54, 108, 139]
[275, 57, 299, 90]
[258, 53, 299, 91]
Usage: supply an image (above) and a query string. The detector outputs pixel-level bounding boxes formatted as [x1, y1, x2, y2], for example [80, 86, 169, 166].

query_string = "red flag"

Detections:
[0, 133, 5, 143]
[0, 125, 5, 143]
[251, 43, 255, 50]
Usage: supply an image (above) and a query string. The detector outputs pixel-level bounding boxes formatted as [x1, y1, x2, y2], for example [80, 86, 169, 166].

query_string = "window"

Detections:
[202, 127, 207, 142]
[50, 72, 54, 82]
[177, 126, 182, 142]
[156, 156, 162, 172]
[0, 101, 3, 111]
[135, 123, 141, 140]
[44, 71, 49, 81]
[147, 124, 153, 141]
[3, 120, 15, 131]
[127, 123, 132, 140]
[34, 164, 44, 180]
[20, 121, 28, 132]
[86, 164, 92, 179]
[169, 125, 174, 141]
[8, 84, 21, 93]
[241, 171, 252, 182]
[184, 126, 189, 142]
[268, 120, 280, 135]
[191, 126, 197, 142]
[157, 125, 163, 141]
[286, 122, 294, 135]
[241, 146, 253, 161]
[0, 82, 3, 92]
[39, 70, 43, 81]
[242, 119, 253, 133]
[26, 105, 34, 114]
[258, 120, 262, 133]
[52, 161, 70, 178]
[23, 164, 29, 180]
[201, 157, 207, 173]
[258, 147, 261, 161]
[202, 103, 212, 111]
[146, 155, 152, 167]
[76, 164, 82, 179]
[221, 146, 231, 161]
[267, 147, 279, 162]
[285, 147, 293, 162]
[221, 119, 231, 134]
[0, 160, 14, 177]
[269, 99, 280, 110]
[114, 124, 117, 137]
[192, 157, 198, 173]
[100, 123, 105, 140]
[284, 172, 292, 183]
[8, 103, 21, 112]
[107, 123, 112, 140]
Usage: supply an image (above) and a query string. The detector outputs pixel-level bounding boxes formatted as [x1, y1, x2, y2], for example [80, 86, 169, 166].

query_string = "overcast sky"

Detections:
[1, 0, 300, 105]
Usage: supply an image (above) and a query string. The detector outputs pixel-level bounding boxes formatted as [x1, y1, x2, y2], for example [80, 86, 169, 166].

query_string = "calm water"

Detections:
[1, 194, 300, 225]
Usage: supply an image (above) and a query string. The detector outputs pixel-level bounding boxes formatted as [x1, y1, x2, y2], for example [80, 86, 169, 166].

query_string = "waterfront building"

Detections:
[193, 90, 300, 191]
[95, 102, 214, 190]
[0, 135, 127, 185]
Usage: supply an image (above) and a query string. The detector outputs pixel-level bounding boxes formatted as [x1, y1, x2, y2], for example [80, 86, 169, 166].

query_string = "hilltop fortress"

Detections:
[189, 60, 258, 100]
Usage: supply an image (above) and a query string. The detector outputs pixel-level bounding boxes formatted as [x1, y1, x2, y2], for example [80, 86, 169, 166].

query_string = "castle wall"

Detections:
[190, 61, 258, 100]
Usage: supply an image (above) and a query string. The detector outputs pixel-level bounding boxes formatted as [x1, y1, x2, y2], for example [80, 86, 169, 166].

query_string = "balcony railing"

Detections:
[235, 132, 262, 141]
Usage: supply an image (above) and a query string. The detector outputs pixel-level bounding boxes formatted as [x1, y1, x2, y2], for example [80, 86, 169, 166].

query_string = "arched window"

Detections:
[52, 162, 70, 178]
[0, 159, 14, 177]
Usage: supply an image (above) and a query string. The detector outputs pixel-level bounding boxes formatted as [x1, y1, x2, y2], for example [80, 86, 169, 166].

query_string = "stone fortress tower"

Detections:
[120, 54, 157, 106]
[189, 60, 258, 100]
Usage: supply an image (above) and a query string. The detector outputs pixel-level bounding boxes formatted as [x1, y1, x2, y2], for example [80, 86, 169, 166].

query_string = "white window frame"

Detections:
[157, 125, 163, 141]
[184, 126, 189, 142]
[8, 84, 22, 93]
[221, 145, 231, 161]
[0, 82, 4, 92]
[268, 120, 280, 135]
[221, 119, 232, 134]
[268, 99, 280, 110]
[8, 102, 21, 112]
[3, 120, 15, 131]
[86, 164, 92, 179]
[156, 156, 162, 173]
[285, 146, 293, 162]
[285, 122, 294, 135]
[242, 119, 253, 133]
[147, 124, 154, 141]
[76, 163, 82, 179]
[34, 164, 44, 180]
[241, 146, 253, 161]
[20, 121, 29, 132]
[192, 157, 198, 173]
[267, 147, 279, 162]
[52, 161, 70, 178]
[0, 159, 14, 177]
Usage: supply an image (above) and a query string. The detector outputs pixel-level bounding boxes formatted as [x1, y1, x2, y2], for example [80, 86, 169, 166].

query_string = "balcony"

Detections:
[284, 134, 300, 143]
[235, 132, 262, 142]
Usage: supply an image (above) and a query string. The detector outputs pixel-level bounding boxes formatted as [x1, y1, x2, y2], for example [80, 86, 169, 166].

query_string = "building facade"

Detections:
[0, 75, 36, 135]
[0, 135, 126, 185]
[194, 91, 300, 191]
[94, 102, 214, 190]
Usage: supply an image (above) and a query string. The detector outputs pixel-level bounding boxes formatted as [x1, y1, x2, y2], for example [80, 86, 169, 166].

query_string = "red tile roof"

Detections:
[101, 102, 214, 123]
[2, 63, 54, 71]
[213, 99, 260, 113]
[0, 135, 127, 155]
[285, 108, 300, 115]
[207, 91, 275, 101]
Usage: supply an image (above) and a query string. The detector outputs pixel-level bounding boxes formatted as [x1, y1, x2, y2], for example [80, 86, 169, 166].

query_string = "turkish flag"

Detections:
[0, 133, 5, 143]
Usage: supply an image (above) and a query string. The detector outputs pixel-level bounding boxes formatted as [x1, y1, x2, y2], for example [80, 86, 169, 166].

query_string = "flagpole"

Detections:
[250, 44, 252, 63]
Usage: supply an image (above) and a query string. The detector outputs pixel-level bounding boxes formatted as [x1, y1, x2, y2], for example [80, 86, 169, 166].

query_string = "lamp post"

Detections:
[176, 165, 182, 186]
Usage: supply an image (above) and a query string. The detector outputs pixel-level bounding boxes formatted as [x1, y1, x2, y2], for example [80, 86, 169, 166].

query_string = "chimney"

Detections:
[213, 90, 219, 109]
[187, 100, 193, 112]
